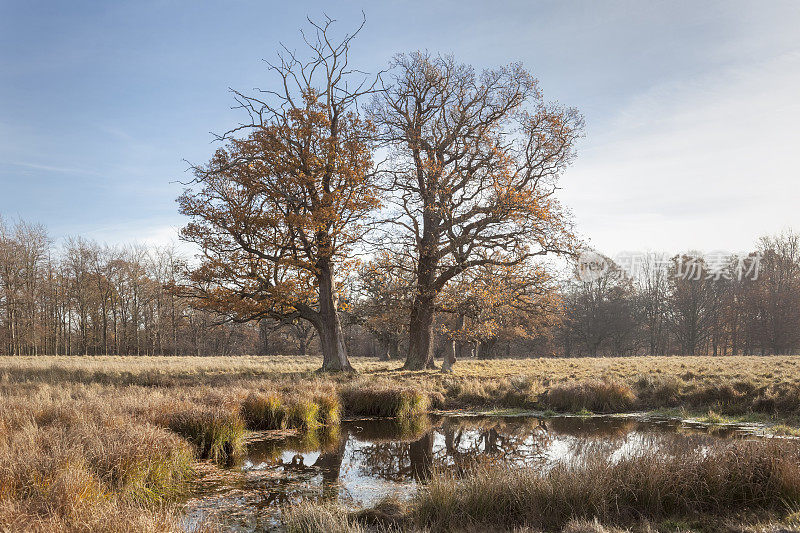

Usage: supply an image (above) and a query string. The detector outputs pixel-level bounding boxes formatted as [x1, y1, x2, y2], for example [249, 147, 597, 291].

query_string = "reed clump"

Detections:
[752, 381, 800, 415]
[633, 374, 683, 408]
[341, 383, 430, 419]
[81, 423, 194, 505]
[544, 380, 636, 413]
[0, 413, 190, 531]
[315, 390, 342, 426]
[282, 502, 646, 533]
[239, 390, 341, 431]
[284, 397, 322, 431]
[441, 376, 542, 409]
[240, 392, 285, 430]
[414, 437, 800, 530]
[166, 407, 245, 465]
[283, 502, 366, 533]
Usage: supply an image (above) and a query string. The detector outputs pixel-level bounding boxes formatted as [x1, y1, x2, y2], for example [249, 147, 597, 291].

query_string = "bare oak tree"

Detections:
[369, 52, 583, 369]
[178, 17, 379, 371]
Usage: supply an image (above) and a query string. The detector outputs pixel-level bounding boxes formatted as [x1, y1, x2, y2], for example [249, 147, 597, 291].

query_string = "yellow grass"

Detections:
[2, 354, 797, 384]
[286, 436, 800, 532]
[2, 354, 799, 530]
[4, 354, 797, 414]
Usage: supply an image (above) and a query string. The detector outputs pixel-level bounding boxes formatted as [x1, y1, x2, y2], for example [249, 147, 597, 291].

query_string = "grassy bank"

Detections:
[0, 360, 427, 530]
[2, 354, 800, 530]
[3, 354, 798, 384]
[416, 437, 800, 530]
[0, 399, 194, 531]
[286, 435, 800, 532]
[4, 354, 800, 419]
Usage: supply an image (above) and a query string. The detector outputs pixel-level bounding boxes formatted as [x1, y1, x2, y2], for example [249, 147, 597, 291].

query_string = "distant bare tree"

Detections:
[562, 257, 638, 356]
[636, 253, 670, 355]
[0, 218, 48, 355]
[668, 254, 718, 356]
[750, 232, 800, 354]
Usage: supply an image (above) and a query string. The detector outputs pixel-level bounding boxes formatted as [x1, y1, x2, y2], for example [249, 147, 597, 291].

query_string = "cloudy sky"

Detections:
[1, 0, 798, 257]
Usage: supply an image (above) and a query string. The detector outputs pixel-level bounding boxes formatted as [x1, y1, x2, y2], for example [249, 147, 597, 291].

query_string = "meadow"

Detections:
[3, 354, 800, 532]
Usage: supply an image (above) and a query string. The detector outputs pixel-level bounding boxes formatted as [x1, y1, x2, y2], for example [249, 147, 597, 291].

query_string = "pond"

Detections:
[182, 413, 769, 532]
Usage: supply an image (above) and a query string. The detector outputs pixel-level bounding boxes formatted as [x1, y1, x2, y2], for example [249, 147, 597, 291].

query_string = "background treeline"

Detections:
[560, 232, 800, 357]
[1, 217, 798, 358]
[0, 218, 260, 356]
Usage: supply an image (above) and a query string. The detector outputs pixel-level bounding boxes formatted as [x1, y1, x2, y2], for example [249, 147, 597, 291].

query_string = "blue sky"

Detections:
[1, 0, 799, 255]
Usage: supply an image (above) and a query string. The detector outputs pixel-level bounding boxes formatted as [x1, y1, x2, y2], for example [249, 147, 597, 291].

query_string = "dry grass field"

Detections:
[2, 354, 800, 532]
[4, 354, 800, 418]
[2, 354, 799, 388]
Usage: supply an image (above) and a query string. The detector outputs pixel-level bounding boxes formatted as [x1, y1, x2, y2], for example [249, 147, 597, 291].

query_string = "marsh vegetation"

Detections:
[3, 355, 800, 531]
[2, 5, 800, 533]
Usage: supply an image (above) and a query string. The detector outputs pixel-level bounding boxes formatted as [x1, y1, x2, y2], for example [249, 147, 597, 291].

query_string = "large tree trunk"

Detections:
[316, 263, 353, 372]
[405, 293, 437, 369]
[442, 313, 465, 372]
[442, 339, 456, 373]
[404, 216, 440, 370]
[378, 338, 391, 361]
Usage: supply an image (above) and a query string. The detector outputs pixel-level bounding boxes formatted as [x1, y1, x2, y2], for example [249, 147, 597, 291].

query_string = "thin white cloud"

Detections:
[8, 161, 94, 174]
[96, 124, 135, 142]
[564, 49, 800, 255]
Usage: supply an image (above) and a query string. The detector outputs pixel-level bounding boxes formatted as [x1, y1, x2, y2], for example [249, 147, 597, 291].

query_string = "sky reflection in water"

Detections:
[183, 414, 761, 532]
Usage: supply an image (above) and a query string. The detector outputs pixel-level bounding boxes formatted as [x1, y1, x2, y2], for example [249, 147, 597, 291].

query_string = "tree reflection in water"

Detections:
[185, 414, 760, 531]
[349, 416, 552, 482]
[313, 430, 348, 500]
[240, 427, 348, 508]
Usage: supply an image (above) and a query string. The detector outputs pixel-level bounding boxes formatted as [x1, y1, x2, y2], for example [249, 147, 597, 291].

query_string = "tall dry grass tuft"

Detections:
[240, 392, 285, 430]
[341, 382, 429, 419]
[283, 502, 366, 533]
[633, 374, 682, 408]
[315, 390, 342, 427]
[440, 376, 542, 409]
[83, 424, 194, 505]
[283, 497, 408, 533]
[0, 408, 191, 532]
[240, 389, 341, 431]
[544, 380, 636, 413]
[284, 397, 322, 431]
[283, 500, 645, 533]
[167, 407, 245, 465]
[414, 436, 800, 531]
[753, 382, 800, 415]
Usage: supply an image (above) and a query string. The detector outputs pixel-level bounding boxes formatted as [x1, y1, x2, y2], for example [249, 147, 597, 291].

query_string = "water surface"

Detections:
[182, 413, 766, 532]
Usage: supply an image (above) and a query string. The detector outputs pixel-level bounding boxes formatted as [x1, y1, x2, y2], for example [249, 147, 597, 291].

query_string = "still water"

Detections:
[182, 413, 766, 532]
